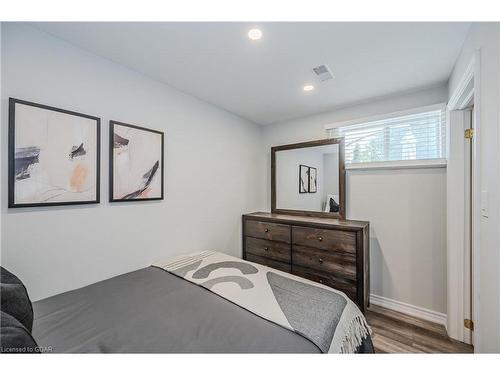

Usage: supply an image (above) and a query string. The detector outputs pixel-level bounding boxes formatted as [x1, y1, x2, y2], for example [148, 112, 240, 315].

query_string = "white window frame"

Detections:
[324, 103, 448, 170]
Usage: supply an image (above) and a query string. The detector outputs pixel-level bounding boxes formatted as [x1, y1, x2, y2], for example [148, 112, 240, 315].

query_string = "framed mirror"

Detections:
[271, 138, 345, 219]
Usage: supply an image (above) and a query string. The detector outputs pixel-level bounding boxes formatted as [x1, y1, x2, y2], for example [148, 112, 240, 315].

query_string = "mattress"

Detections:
[32, 266, 372, 353]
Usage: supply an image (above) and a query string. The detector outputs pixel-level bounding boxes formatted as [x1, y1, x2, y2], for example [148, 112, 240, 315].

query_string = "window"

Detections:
[336, 107, 446, 166]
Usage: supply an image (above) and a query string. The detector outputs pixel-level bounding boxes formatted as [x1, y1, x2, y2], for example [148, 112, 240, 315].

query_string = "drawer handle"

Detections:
[264, 228, 269, 233]
[317, 236, 323, 242]
[264, 247, 269, 251]
[318, 258, 324, 263]
[319, 279, 324, 284]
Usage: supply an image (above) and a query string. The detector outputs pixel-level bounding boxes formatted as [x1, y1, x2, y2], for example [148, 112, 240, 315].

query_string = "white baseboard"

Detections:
[370, 294, 447, 327]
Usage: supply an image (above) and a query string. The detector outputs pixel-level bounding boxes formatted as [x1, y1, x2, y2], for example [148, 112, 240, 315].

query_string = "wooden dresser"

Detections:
[242, 212, 370, 312]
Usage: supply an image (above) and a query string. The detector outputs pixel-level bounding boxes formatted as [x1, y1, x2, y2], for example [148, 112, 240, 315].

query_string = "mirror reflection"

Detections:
[276, 144, 341, 214]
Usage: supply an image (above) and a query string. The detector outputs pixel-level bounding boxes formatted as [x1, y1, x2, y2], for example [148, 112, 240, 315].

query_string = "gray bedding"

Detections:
[33, 266, 372, 353]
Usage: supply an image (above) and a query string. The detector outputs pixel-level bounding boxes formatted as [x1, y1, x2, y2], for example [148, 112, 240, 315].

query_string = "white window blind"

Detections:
[338, 108, 446, 165]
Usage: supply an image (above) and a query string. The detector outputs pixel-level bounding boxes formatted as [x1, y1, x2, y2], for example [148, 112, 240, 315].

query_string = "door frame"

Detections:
[447, 50, 481, 349]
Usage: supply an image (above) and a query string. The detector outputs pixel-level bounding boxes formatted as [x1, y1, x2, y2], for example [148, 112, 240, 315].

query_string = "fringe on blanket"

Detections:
[339, 315, 373, 354]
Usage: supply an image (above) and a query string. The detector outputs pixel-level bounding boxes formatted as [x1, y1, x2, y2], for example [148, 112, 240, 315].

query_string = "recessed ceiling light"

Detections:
[248, 28, 263, 40]
[303, 85, 315, 92]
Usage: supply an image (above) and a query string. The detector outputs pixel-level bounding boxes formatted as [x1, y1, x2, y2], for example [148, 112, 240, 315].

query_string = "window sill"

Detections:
[346, 159, 447, 171]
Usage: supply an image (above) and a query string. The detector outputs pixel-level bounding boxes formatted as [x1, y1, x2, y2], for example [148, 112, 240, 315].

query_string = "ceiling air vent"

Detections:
[312, 64, 334, 82]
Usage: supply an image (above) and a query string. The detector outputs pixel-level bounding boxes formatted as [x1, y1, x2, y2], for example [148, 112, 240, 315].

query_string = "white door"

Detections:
[447, 109, 474, 345]
[463, 108, 474, 345]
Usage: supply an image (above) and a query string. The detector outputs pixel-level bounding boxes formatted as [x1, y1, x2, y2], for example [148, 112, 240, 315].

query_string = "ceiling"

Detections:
[32, 22, 470, 125]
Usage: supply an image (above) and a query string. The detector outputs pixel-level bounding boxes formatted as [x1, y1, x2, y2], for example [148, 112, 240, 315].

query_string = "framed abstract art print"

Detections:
[8, 98, 100, 208]
[309, 167, 317, 193]
[299, 164, 309, 194]
[109, 121, 164, 202]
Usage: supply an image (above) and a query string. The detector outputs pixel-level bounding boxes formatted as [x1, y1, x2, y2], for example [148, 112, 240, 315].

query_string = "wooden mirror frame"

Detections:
[271, 138, 346, 219]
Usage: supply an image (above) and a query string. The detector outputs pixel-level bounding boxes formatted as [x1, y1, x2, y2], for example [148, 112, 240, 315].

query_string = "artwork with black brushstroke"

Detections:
[309, 166, 317, 193]
[8, 98, 100, 208]
[299, 165, 309, 194]
[109, 121, 164, 202]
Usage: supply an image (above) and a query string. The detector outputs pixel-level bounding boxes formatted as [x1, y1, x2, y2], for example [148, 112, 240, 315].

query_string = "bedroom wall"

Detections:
[0, 23, 265, 301]
[262, 85, 448, 315]
[448, 23, 500, 352]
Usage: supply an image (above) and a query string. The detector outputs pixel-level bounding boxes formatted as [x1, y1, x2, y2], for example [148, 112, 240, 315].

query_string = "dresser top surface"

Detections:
[244, 212, 369, 229]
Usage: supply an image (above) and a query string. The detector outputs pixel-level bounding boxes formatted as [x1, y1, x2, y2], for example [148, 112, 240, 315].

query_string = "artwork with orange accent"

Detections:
[8, 98, 100, 208]
[109, 121, 164, 202]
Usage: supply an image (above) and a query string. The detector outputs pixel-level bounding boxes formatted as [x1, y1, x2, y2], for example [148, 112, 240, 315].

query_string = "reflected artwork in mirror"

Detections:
[271, 138, 345, 219]
[309, 167, 317, 193]
[299, 165, 309, 193]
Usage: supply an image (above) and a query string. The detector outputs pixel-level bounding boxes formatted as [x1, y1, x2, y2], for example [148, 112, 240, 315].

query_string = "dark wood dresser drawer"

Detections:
[246, 254, 291, 273]
[292, 226, 356, 254]
[244, 220, 290, 243]
[292, 265, 357, 301]
[245, 237, 291, 263]
[292, 245, 356, 281]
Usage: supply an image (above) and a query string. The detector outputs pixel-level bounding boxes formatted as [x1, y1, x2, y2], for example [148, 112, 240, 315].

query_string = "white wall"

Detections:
[448, 23, 500, 353]
[1, 23, 265, 301]
[349, 168, 446, 312]
[262, 85, 449, 314]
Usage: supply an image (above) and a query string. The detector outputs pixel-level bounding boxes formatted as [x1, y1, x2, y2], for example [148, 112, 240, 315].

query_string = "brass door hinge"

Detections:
[464, 129, 474, 139]
[464, 318, 474, 331]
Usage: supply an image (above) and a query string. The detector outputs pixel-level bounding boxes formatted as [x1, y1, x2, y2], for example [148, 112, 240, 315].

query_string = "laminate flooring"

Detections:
[365, 305, 474, 353]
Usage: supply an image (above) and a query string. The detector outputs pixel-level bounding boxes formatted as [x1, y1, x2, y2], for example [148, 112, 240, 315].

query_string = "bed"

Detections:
[30, 252, 374, 354]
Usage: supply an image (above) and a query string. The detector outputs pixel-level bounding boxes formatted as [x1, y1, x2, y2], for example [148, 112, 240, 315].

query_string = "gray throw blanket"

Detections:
[154, 251, 371, 353]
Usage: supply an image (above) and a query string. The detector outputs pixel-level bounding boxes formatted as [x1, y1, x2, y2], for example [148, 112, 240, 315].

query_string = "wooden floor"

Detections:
[365, 305, 474, 353]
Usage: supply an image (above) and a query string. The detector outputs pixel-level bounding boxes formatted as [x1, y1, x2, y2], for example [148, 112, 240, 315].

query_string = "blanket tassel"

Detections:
[339, 314, 372, 354]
